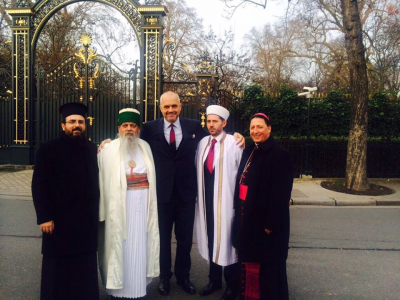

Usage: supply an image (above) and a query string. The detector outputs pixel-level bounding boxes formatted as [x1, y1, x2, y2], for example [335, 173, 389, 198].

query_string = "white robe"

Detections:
[195, 132, 243, 266]
[98, 138, 160, 290]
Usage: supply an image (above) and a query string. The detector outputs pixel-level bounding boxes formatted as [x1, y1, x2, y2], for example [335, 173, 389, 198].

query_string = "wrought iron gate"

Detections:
[5, 0, 166, 164]
[161, 54, 219, 127]
[35, 39, 138, 151]
[0, 42, 12, 163]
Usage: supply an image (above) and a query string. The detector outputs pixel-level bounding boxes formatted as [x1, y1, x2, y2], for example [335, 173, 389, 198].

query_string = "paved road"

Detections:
[1, 199, 399, 300]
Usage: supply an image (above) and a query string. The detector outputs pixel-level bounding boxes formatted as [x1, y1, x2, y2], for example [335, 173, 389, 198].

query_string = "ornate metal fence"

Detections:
[5, 0, 167, 164]
[161, 55, 219, 126]
[0, 42, 13, 163]
[34, 43, 138, 152]
[278, 140, 400, 178]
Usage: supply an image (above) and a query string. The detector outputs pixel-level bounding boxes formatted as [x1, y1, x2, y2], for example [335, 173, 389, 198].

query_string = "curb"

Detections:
[291, 198, 335, 206]
[0, 164, 34, 171]
[291, 197, 400, 206]
[293, 178, 400, 183]
[0, 192, 33, 201]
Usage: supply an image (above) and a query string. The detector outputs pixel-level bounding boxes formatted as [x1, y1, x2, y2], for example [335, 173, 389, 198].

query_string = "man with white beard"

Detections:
[98, 108, 160, 299]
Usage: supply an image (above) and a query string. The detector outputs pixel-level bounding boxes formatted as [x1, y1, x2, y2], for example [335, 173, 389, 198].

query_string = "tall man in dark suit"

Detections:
[141, 91, 244, 296]
[141, 91, 207, 295]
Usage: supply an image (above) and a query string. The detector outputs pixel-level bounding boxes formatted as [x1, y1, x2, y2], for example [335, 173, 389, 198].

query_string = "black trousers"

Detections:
[40, 252, 99, 300]
[204, 166, 239, 288]
[158, 180, 195, 280]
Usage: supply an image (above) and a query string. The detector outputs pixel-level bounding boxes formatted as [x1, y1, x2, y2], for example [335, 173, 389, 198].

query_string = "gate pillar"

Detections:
[7, 4, 34, 164]
[196, 53, 219, 126]
[138, 2, 167, 124]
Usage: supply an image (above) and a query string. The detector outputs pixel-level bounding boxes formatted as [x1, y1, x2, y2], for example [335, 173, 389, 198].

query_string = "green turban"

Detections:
[118, 108, 140, 126]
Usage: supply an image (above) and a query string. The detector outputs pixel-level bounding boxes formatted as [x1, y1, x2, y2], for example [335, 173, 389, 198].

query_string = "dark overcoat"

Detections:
[232, 136, 293, 263]
[140, 117, 208, 203]
[32, 132, 100, 257]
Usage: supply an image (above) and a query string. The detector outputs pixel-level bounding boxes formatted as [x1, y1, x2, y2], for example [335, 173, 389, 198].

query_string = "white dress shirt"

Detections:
[163, 117, 182, 149]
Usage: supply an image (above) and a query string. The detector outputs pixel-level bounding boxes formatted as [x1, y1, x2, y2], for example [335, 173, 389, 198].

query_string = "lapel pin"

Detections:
[192, 134, 195, 138]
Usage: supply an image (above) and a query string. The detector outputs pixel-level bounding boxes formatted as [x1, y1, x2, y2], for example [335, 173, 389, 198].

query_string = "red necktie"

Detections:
[169, 124, 176, 149]
[206, 139, 217, 173]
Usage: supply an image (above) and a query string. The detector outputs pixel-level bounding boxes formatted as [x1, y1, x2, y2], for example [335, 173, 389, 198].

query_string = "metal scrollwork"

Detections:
[162, 82, 197, 106]
[173, 68, 196, 82]
[32, 0, 142, 46]
[146, 31, 157, 121]
[196, 51, 216, 75]
[198, 79, 211, 96]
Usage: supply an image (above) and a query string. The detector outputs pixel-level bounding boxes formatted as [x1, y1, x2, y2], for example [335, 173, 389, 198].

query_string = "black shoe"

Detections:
[177, 278, 196, 295]
[199, 281, 223, 296]
[158, 278, 170, 296]
[220, 287, 238, 300]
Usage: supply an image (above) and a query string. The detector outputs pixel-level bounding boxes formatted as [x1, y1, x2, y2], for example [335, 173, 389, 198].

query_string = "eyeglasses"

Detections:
[65, 120, 85, 125]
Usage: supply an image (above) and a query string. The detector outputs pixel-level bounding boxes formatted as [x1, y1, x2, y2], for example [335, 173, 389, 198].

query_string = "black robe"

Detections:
[32, 132, 100, 299]
[232, 136, 293, 263]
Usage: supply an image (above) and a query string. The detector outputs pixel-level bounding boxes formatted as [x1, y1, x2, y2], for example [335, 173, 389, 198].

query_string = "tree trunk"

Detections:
[340, 0, 369, 191]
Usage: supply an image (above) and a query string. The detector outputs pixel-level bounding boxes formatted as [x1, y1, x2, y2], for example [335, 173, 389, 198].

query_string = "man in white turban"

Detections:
[195, 105, 243, 300]
[98, 108, 160, 299]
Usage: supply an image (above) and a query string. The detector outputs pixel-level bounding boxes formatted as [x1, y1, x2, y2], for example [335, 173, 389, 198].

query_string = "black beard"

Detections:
[65, 130, 87, 141]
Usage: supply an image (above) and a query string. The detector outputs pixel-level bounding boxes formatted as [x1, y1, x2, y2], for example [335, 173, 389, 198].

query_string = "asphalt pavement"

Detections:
[0, 169, 399, 299]
[1, 169, 399, 206]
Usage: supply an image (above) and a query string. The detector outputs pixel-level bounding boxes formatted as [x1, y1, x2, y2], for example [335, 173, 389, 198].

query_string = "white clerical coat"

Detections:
[98, 138, 160, 289]
[195, 132, 243, 266]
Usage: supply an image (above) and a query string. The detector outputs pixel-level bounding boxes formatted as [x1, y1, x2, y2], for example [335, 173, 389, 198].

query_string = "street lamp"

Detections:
[298, 87, 317, 178]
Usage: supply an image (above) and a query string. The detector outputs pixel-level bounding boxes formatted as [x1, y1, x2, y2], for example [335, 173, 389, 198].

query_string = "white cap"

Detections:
[119, 108, 140, 115]
[206, 105, 229, 120]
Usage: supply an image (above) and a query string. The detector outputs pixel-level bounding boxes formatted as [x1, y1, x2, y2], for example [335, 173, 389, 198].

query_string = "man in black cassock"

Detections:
[32, 103, 100, 300]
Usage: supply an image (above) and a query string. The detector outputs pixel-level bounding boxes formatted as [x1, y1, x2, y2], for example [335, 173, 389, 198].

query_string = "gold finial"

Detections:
[200, 112, 206, 128]
[80, 34, 92, 47]
[87, 116, 95, 126]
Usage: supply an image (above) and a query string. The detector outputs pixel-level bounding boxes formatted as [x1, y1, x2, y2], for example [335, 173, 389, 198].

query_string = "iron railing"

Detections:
[278, 140, 400, 178]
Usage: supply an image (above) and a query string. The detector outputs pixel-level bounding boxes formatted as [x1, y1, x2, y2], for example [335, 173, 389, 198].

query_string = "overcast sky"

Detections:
[186, 0, 289, 48]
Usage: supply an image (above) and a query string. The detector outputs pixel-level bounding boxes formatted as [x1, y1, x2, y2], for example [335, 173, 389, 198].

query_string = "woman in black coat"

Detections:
[232, 113, 293, 300]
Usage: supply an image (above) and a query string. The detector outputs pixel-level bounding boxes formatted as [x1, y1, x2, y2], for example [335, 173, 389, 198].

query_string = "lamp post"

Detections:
[298, 87, 317, 177]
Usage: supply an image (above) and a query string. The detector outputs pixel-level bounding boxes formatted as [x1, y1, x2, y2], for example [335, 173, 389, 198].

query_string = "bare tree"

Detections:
[340, 0, 369, 191]
[204, 29, 250, 91]
[35, 2, 138, 71]
[365, 0, 400, 92]
[162, 0, 205, 81]
[244, 21, 306, 92]
[222, 0, 371, 191]
[0, 0, 12, 43]
[221, 0, 268, 17]
[0, 0, 12, 93]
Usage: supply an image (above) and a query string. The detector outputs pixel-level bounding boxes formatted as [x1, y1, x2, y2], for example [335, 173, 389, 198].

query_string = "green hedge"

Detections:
[231, 85, 400, 140]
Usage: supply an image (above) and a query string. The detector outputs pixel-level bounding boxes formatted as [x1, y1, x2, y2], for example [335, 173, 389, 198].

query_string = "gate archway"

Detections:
[6, 0, 167, 164]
